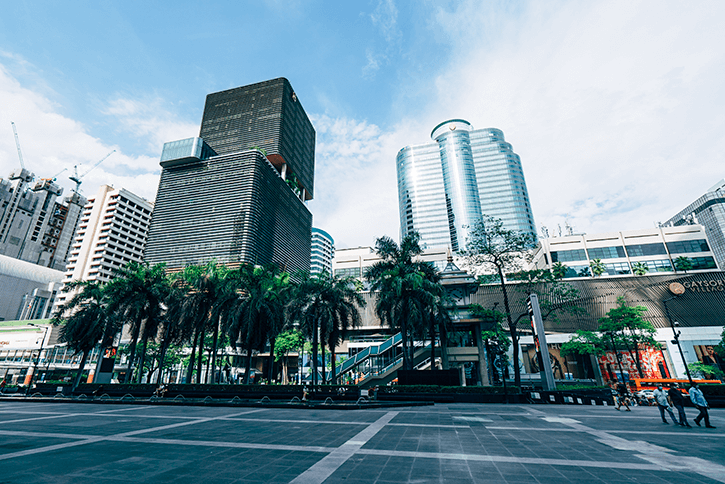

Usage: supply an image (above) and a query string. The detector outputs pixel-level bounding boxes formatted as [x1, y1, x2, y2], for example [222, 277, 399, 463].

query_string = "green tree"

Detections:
[551, 262, 569, 279]
[589, 258, 606, 277]
[275, 329, 304, 383]
[105, 262, 170, 383]
[674, 256, 693, 273]
[560, 330, 604, 358]
[365, 233, 442, 372]
[632, 262, 649, 276]
[52, 281, 119, 390]
[597, 297, 659, 378]
[227, 263, 288, 384]
[462, 216, 535, 387]
[173, 261, 231, 384]
[289, 271, 365, 384]
[688, 361, 725, 380]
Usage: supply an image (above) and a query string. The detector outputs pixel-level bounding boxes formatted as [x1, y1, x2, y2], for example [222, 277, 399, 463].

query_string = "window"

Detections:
[551, 249, 587, 263]
[690, 256, 717, 270]
[603, 262, 631, 275]
[626, 243, 667, 257]
[588, 246, 626, 259]
[636, 259, 673, 272]
[666, 239, 710, 254]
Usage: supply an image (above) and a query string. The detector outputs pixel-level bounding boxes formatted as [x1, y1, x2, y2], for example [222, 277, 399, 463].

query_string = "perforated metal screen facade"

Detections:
[145, 151, 311, 273]
[199, 77, 315, 199]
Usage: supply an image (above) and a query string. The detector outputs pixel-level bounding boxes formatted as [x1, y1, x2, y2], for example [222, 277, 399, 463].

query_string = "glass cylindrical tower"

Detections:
[431, 120, 482, 251]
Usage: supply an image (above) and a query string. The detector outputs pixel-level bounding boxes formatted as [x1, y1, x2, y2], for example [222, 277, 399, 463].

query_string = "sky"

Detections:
[1, 1, 724, 249]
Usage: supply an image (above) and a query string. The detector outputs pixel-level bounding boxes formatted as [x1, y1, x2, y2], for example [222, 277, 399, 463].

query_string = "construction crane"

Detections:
[10, 122, 26, 169]
[70, 150, 116, 193]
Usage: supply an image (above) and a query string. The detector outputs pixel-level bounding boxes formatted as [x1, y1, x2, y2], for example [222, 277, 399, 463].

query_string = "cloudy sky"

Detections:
[1, 1, 724, 249]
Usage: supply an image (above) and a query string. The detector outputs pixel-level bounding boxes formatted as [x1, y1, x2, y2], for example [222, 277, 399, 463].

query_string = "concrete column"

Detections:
[474, 323, 490, 386]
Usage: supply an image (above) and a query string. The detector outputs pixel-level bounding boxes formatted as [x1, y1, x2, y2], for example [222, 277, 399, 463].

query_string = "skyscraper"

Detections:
[53, 185, 153, 310]
[310, 227, 334, 275]
[144, 78, 314, 273]
[397, 119, 536, 251]
[666, 179, 725, 269]
[0, 168, 86, 271]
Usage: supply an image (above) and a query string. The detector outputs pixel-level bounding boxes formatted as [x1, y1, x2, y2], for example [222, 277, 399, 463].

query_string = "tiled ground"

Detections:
[0, 400, 722, 483]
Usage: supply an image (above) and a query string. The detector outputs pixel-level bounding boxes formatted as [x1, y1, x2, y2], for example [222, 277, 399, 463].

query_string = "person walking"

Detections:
[615, 382, 631, 411]
[689, 383, 716, 428]
[653, 385, 679, 424]
[668, 383, 691, 428]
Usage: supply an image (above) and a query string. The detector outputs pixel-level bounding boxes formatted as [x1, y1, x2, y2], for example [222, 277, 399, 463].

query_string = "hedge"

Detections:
[379, 385, 520, 394]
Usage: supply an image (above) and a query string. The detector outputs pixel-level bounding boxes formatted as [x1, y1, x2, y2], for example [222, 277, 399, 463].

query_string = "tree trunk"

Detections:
[312, 321, 319, 386]
[268, 337, 276, 383]
[186, 328, 199, 383]
[137, 338, 148, 383]
[244, 342, 253, 384]
[430, 323, 436, 371]
[195, 328, 205, 384]
[209, 315, 219, 384]
[440, 323, 449, 370]
[73, 350, 90, 390]
[329, 343, 337, 385]
[321, 342, 326, 384]
[156, 323, 172, 385]
[124, 321, 142, 383]
[282, 355, 288, 384]
[498, 265, 519, 387]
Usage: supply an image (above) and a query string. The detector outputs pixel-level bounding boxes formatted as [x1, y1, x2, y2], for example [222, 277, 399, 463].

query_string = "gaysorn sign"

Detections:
[680, 280, 725, 293]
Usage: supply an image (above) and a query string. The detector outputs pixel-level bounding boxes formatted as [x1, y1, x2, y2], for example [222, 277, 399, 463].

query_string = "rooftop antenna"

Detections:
[70, 150, 115, 193]
[10, 122, 26, 169]
[540, 225, 549, 238]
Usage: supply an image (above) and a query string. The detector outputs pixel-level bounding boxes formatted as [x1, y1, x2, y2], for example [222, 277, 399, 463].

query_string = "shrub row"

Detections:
[379, 385, 520, 394]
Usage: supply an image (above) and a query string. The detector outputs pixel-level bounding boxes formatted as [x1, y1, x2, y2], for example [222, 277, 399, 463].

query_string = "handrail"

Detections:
[332, 332, 402, 378]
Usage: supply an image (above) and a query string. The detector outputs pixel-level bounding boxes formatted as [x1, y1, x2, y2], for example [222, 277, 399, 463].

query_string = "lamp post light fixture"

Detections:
[27, 323, 50, 387]
[663, 295, 694, 385]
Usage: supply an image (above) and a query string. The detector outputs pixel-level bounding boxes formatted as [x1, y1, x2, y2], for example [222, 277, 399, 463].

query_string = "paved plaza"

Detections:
[0, 401, 723, 483]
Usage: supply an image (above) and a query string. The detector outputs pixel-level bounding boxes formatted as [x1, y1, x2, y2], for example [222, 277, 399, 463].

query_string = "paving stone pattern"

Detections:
[0, 401, 723, 483]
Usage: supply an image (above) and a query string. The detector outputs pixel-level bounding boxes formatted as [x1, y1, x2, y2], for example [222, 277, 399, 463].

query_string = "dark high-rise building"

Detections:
[144, 78, 314, 273]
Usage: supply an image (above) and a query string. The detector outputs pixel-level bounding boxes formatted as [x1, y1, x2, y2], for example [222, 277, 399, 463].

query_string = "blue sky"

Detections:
[1, 1, 725, 249]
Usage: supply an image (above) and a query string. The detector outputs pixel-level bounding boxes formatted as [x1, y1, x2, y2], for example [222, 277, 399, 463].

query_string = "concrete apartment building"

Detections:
[54, 185, 153, 308]
[0, 168, 86, 271]
[530, 225, 719, 277]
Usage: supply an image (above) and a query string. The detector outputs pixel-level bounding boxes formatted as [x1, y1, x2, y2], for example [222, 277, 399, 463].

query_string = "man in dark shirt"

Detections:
[668, 383, 691, 428]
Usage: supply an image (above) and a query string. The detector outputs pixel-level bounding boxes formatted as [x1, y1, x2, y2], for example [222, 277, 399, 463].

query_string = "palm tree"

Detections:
[674, 256, 693, 273]
[365, 233, 442, 372]
[52, 281, 119, 390]
[173, 261, 231, 384]
[289, 271, 365, 385]
[105, 262, 170, 383]
[227, 264, 287, 384]
[589, 258, 606, 277]
[632, 262, 649, 276]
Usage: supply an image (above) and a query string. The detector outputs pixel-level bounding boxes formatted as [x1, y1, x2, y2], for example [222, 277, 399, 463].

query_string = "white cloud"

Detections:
[370, 0, 401, 44]
[308, 114, 423, 249]
[103, 96, 198, 153]
[0, 62, 192, 203]
[421, 0, 725, 236]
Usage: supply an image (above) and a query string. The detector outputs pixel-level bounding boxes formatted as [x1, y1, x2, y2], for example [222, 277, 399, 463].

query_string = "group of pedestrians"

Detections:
[650, 382, 716, 429]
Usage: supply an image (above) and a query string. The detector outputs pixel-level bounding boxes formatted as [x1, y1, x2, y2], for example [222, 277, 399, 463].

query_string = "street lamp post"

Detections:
[663, 296, 694, 385]
[28, 323, 50, 387]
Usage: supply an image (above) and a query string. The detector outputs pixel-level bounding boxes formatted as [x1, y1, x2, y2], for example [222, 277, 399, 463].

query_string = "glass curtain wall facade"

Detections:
[666, 179, 725, 270]
[397, 119, 536, 251]
[310, 227, 334, 275]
